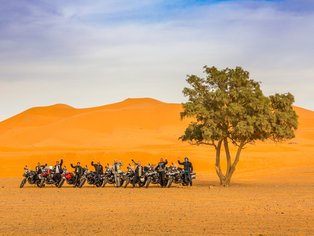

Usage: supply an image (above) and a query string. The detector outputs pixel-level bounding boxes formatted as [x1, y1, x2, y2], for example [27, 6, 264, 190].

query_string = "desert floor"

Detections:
[1, 171, 313, 236]
[0, 99, 313, 235]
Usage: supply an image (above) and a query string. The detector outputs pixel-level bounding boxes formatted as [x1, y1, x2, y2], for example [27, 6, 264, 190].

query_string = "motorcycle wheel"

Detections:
[20, 178, 27, 188]
[57, 179, 65, 188]
[145, 178, 151, 188]
[166, 178, 173, 188]
[124, 179, 130, 188]
[138, 180, 145, 188]
[37, 179, 45, 188]
[95, 181, 103, 188]
[78, 178, 86, 188]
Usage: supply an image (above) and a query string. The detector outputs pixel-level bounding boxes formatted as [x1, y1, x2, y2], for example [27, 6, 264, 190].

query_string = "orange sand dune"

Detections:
[0, 98, 313, 179]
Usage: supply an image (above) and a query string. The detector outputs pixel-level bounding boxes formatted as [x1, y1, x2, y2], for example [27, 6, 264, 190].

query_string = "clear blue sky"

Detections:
[0, 0, 313, 120]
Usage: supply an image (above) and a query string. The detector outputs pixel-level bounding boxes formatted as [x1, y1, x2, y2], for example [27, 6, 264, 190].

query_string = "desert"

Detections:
[0, 98, 313, 235]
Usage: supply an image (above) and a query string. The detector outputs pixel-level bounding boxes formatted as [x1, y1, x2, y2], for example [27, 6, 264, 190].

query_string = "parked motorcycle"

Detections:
[166, 165, 196, 188]
[122, 164, 135, 188]
[37, 167, 62, 188]
[78, 167, 103, 188]
[20, 168, 41, 188]
[144, 165, 159, 188]
[102, 165, 124, 187]
[58, 167, 77, 188]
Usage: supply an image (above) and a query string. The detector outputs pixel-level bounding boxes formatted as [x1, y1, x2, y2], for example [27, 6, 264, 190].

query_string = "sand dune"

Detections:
[0, 98, 313, 235]
[0, 98, 313, 179]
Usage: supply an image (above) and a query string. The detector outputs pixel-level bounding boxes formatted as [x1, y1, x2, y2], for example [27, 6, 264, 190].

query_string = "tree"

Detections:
[180, 66, 298, 186]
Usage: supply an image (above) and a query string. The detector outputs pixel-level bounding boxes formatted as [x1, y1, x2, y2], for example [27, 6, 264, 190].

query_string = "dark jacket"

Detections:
[178, 160, 193, 173]
[155, 160, 168, 172]
[132, 160, 144, 176]
[91, 161, 103, 174]
[35, 164, 47, 174]
[53, 159, 63, 174]
[71, 164, 84, 176]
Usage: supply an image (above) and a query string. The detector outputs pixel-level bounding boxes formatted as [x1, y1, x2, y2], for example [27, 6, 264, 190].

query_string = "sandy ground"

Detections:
[0, 99, 313, 235]
[1, 172, 313, 236]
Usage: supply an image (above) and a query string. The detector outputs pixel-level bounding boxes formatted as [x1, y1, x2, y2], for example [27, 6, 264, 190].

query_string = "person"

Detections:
[113, 160, 123, 187]
[23, 165, 30, 176]
[53, 159, 63, 183]
[178, 157, 193, 186]
[155, 158, 168, 187]
[131, 159, 144, 187]
[91, 161, 103, 181]
[35, 162, 47, 175]
[70, 162, 84, 187]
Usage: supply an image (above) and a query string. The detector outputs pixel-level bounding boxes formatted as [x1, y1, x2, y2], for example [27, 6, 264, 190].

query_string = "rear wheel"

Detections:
[20, 178, 27, 188]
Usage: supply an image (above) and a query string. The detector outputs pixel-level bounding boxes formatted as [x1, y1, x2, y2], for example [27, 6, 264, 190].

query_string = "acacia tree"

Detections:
[180, 66, 298, 186]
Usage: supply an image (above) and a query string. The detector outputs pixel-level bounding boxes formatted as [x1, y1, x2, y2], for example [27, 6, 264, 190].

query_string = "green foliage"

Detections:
[180, 66, 298, 147]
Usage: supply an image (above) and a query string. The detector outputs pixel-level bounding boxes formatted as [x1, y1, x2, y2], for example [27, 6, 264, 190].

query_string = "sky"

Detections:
[0, 0, 314, 121]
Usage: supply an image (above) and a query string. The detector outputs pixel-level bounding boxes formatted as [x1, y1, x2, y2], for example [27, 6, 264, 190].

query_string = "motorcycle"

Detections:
[144, 165, 159, 188]
[58, 167, 77, 188]
[166, 165, 196, 188]
[122, 164, 135, 188]
[102, 166, 124, 188]
[37, 167, 63, 188]
[20, 168, 41, 188]
[78, 167, 103, 188]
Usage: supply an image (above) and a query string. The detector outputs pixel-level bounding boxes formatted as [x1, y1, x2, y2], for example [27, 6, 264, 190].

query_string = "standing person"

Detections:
[53, 159, 63, 183]
[91, 161, 103, 181]
[113, 160, 123, 187]
[70, 162, 84, 187]
[178, 157, 193, 186]
[155, 158, 168, 187]
[35, 162, 47, 175]
[131, 159, 144, 187]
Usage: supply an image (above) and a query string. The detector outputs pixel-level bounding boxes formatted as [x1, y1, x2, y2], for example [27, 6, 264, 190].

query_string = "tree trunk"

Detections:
[215, 140, 245, 187]
[224, 138, 231, 177]
[215, 140, 226, 185]
[224, 141, 245, 186]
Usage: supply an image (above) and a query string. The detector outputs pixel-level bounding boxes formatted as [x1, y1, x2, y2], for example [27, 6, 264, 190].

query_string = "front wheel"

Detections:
[20, 178, 27, 188]
[78, 178, 86, 188]
[138, 179, 146, 188]
[37, 179, 45, 188]
[145, 178, 151, 188]
[95, 180, 103, 188]
[124, 179, 130, 188]
[57, 178, 65, 188]
[166, 178, 173, 188]
[102, 179, 108, 187]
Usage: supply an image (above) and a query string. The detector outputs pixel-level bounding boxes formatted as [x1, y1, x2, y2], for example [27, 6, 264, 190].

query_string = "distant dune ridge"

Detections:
[0, 98, 313, 178]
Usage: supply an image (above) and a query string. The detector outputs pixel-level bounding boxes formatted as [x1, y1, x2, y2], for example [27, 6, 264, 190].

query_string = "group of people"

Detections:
[26, 157, 194, 187]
